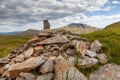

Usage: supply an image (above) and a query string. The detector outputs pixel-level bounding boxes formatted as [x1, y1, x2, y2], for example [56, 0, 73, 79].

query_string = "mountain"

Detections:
[61, 23, 100, 34]
[81, 21, 120, 65]
[19, 29, 40, 35]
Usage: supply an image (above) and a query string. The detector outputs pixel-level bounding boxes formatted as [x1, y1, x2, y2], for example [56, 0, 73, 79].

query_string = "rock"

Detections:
[34, 46, 44, 51]
[76, 41, 87, 57]
[54, 55, 87, 80]
[20, 72, 37, 80]
[14, 54, 25, 62]
[90, 40, 102, 52]
[16, 77, 25, 80]
[34, 34, 70, 45]
[97, 53, 108, 64]
[23, 47, 34, 58]
[28, 37, 40, 43]
[85, 50, 97, 58]
[7, 56, 46, 77]
[79, 56, 98, 67]
[0, 78, 7, 80]
[89, 63, 120, 80]
[36, 73, 54, 80]
[66, 48, 75, 55]
[40, 59, 54, 74]
[67, 56, 78, 65]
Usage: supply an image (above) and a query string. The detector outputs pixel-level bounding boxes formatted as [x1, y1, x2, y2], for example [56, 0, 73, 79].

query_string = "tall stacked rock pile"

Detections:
[0, 29, 108, 80]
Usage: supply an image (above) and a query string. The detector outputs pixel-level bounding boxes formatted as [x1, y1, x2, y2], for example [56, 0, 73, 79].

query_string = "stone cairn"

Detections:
[0, 23, 108, 80]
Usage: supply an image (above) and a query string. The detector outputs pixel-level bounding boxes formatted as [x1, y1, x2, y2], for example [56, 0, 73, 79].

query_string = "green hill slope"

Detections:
[0, 35, 33, 57]
[81, 22, 120, 64]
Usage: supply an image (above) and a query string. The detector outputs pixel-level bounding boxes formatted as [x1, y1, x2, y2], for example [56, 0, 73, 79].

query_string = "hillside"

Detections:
[61, 23, 100, 34]
[0, 35, 33, 57]
[19, 29, 40, 35]
[81, 21, 120, 64]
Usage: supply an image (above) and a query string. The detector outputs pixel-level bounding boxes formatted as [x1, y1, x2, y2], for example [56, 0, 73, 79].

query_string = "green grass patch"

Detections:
[0, 35, 33, 58]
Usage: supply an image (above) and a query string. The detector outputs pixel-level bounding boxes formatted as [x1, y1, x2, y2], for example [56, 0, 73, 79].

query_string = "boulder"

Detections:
[90, 40, 102, 52]
[85, 50, 97, 58]
[97, 53, 108, 64]
[34, 34, 70, 45]
[54, 56, 87, 80]
[7, 56, 46, 77]
[40, 59, 54, 74]
[79, 56, 98, 67]
[89, 63, 120, 80]
[36, 73, 54, 80]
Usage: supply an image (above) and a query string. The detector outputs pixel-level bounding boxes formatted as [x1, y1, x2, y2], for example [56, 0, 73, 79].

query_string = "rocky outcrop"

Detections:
[0, 29, 108, 80]
[54, 56, 87, 80]
[89, 63, 120, 80]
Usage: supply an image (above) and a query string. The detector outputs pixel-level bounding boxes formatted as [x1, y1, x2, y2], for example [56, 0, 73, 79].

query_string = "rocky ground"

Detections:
[0, 29, 120, 80]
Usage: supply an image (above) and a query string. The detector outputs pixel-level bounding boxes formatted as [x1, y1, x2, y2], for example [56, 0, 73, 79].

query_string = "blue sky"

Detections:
[0, 0, 120, 32]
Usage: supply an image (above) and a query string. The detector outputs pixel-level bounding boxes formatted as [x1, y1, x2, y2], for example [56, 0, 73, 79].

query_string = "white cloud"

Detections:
[112, 1, 120, 4]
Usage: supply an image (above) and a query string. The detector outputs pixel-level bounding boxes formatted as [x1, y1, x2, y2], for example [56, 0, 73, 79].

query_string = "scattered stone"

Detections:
[97, 53, 108, 64]
[54, 56, 87, 80]
[85, 50, 97, 58]
[36, 73, 54, 80]
[90, 40, 102, 52]
[14, 54, 25, 62]
[89, 63, 120, 80]
[79, 56, 98, 67]
[40, 59, 54, 74]
[8, 56, 46, 77]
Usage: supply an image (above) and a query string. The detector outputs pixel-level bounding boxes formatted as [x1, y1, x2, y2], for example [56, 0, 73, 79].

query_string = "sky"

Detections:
[0, 0, 120, 32]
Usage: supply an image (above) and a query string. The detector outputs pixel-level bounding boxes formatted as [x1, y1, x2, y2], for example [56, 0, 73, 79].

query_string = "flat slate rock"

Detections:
[34, 34, 70, 45]
[8, 56, 46, 77]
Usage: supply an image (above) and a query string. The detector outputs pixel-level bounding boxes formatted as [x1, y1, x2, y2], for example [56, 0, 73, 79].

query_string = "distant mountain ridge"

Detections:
[61, 23, 100, 34]
[0, 23, 100, 35]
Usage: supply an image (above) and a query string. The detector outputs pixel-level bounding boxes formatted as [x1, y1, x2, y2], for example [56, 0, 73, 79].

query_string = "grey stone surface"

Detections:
[85, 50, 97, 58]
[90, 40, 102, 52]
[54, 56, 87, 80]
[97, 53, 108, 64]
[89, 63, 120, 80]
[36, 73, 54, 80]
[40, 59, 54, 74]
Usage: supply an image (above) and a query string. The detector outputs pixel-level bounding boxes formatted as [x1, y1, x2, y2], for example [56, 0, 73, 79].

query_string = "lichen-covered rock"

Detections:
[79, 56, 98, 67]
[23, 47, 34, 58]
[85, 50, 97, 58]
[97, 53, 108, 64]
[89, 63, 120, 80]
[90, 40, 102, 52]
[54, 56, 87, 80]
[40, 59, 54, 74]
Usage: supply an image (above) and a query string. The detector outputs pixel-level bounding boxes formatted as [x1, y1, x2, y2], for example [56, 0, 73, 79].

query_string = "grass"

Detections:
[80, 22, 120, 65]
[0, 35, 33, 58]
